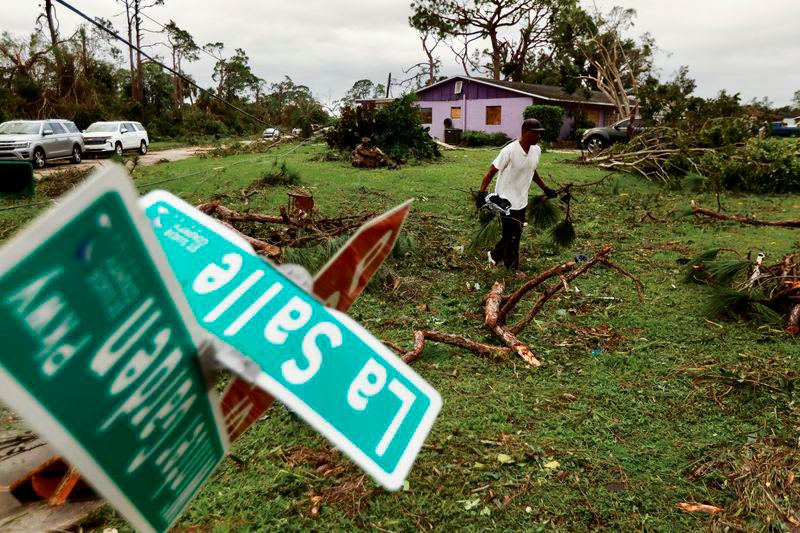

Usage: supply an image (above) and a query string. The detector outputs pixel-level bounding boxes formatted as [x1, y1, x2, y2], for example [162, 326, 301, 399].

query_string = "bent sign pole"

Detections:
[142, 192, 439, 490]
[218, 201, 413, 441]
[0, 166, 228, 533]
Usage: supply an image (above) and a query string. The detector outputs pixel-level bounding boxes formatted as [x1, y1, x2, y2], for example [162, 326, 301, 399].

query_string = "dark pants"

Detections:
[490, 207, 526, 270]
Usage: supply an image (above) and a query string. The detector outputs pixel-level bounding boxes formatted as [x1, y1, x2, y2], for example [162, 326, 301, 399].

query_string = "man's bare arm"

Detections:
[479, 165, 499, 193]
[533, 170, 555, 196]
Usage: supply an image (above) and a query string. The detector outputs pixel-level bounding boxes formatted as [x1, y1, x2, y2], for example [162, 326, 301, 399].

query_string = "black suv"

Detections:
[581, 118, 648, 153]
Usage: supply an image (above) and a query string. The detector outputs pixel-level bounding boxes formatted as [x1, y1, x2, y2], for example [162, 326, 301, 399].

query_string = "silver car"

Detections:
[0, 119, 84, 168]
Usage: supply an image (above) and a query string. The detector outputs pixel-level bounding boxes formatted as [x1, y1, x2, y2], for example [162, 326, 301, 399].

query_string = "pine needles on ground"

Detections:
[468, 217, 501, 254]
[684, 248, 722, 283]
[283, 233, 350, 273]
[702, 258, 752, 286]
[527, 195, 561, 229]
[681, 173, 708, 193]
[703, 287, 752, 317]
[549, 217, 576, 248]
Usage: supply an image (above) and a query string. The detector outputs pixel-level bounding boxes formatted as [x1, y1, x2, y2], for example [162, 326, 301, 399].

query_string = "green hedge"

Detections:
[459, 130, 511, 147]
[523, 105, 564, 142]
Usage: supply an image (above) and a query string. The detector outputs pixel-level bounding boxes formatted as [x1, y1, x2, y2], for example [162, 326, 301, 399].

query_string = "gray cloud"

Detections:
[3, 0, 798, 106]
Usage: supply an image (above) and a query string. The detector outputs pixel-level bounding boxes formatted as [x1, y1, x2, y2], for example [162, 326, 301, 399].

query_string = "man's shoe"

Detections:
[487, 251, 497, 266]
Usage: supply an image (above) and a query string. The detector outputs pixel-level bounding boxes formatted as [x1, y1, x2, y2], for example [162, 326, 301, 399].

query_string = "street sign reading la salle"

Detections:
[141, 191, 441, 490]
[0, 167, 228, 533]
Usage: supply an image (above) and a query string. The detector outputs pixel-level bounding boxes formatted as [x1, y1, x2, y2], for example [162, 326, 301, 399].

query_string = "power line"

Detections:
[53, 0, 268, 127]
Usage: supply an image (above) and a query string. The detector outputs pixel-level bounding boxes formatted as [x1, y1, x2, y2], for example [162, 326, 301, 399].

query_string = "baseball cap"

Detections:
[521, 118, 546, 132]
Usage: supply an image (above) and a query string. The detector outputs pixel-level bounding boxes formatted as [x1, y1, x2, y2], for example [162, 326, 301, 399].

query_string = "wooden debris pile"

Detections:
[196, 198, 374, 259]
[387, 246, 644, 366]
[580, 128, 712, 184]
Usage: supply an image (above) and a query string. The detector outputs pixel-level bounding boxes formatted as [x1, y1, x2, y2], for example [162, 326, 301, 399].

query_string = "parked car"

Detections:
[82, 121, 149, 156]
[581, 118, 649, 153]
[0, 119, 84, 168]
[772, 120, 800, 138]
[262, 127, 281, 140]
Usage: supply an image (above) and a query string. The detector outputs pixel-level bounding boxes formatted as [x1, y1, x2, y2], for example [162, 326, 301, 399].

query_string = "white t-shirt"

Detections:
[491, 141, 541, 210]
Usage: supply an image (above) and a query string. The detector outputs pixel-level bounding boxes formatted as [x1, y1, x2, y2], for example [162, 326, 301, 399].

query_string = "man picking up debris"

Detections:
[475, 118, 557, 271]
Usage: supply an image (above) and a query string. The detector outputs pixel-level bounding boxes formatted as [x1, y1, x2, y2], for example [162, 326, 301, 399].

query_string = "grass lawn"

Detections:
[2, 143, 799, 531]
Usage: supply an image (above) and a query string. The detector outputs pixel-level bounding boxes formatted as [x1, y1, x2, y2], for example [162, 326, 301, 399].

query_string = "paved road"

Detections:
[34, 146, 211, 178]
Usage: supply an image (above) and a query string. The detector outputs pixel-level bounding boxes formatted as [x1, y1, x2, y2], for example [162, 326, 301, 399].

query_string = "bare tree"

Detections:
[37, 0, 60, 47]
[570, 7, 655, 118]
[410, 0, 572, 81]
[163, 20, 199, 112]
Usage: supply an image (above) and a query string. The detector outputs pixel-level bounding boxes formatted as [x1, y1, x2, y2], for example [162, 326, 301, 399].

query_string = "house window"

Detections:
[486, 106, 502, 125]
[450, 106, 461, 119]
[454, 81, 463, 95]
[419, 107, 433, 124]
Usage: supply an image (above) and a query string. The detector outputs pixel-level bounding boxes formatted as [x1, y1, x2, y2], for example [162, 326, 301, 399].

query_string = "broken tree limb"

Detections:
[787, 304, 800, 336]
[398, 330, 510, 365]
[390, 246, 643, 368]
[500, 261, 577, 318]
[690, 200, 800, 228]
[485, 282, 541, 366]
[196, 201, 375, 253]
[509, 245, 615, 335]
[215, 218, 281, 257]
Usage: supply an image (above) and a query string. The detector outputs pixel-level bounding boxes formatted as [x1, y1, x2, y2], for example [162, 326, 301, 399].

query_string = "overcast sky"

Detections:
[4, 0, 799, 107]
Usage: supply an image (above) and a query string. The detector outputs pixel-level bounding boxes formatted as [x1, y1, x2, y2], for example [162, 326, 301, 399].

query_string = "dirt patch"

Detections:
[33, 146, 212, 179]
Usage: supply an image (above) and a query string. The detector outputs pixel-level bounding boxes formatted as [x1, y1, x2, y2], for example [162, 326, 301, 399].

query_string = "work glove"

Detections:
[542, 186, 557, 199]
[475, 190, 488, 208]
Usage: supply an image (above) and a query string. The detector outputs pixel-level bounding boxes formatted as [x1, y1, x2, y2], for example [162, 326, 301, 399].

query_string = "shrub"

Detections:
[459, 130, 510, 147]
[326, 93, 440, 162]
[523, 105, 564, 142]
[702, 138, 800, 193]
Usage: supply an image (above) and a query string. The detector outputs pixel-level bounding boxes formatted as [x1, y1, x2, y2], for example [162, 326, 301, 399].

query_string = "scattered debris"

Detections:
[394, 246, 644, 367]
[690, 200, 800, 228]
[690, 438, 800, 529]
[196, 199, 374, 259]
[685, 249, 800, 334]
[36, 167, 91, 198]
[351, 137, 397, 169]
[677, 502, 724, 514]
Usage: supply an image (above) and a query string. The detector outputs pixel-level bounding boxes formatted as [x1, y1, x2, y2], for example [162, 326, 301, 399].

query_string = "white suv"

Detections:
[83, 121, 149, 156]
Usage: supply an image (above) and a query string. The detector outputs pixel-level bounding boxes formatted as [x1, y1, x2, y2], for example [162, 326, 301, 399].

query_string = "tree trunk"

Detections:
[134, 1, 144, 103]
[489, 33, 501, 80]
[125, 3, 138, 100]
[44, 0, 59, 47]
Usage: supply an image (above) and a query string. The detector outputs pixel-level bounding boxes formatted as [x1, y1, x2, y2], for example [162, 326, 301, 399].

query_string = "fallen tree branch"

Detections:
[398, 330, 510, 365]
[485, 282, 541, 366]
[215, 218, 281, 257]
[509, 245, 617, 335]
[196, 201, 374, 252]
[691, 200, 800, 228]
[391, 246, 644, 368]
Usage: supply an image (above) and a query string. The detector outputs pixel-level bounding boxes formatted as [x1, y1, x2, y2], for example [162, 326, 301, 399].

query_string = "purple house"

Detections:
[414, 76, 618, 142]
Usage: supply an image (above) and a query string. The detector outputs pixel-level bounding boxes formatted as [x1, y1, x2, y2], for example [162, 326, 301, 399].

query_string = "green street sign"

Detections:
[141, 191, 441, 490]
[0, 166, 228, 533]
